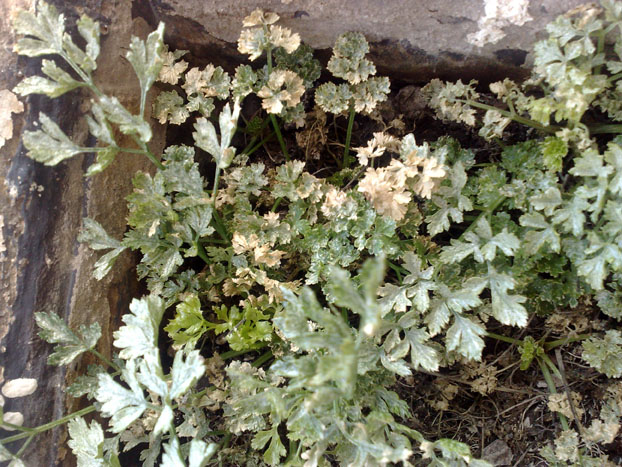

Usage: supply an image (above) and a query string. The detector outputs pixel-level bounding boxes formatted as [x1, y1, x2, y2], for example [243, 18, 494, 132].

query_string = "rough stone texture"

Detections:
[0, 1, 164, 464]
[147, 0, 587, 82]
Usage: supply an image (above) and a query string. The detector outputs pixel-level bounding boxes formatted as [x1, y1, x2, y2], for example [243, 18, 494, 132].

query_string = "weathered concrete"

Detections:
[147, 0, 587, 82]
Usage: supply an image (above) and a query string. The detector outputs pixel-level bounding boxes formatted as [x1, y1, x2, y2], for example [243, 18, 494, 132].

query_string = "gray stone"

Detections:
[148, 0, 587, 82]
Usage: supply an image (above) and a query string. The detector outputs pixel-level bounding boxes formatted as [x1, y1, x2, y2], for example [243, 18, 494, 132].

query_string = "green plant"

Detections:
[3, 1, 622, 466]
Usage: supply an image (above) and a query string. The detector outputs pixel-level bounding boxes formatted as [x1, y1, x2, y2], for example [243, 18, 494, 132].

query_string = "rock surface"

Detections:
[147, 0, 587, 82]
[0, 0, 586, 465]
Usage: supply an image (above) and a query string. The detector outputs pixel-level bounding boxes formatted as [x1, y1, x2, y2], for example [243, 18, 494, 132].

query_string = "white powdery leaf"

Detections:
[487, 266, 527, 327]
[96, 361, 148, 433]
[169, 350, 206, 399]
[188, 440, 217, 467]
[446, 314, 486, 361]
[114, 295, 165, 360]
[160, 438, 185, 467]
[2, 378, 38, 398]
[67, 418, 105, 467]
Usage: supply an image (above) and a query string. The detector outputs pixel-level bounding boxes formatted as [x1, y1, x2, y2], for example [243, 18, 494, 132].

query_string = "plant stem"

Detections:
[212, 166, 222, 202]
[589, 123, 622, 134]
[458, 99, 558, 134]
[195, 238, 210, 265]
[459, 195, 506, 240]
[342, 101, 356, 169]
[266, 45, 290, 160]
[485, 331, 520, 346]
[271, 197, 283, 212]
[269, 114, 289, 160]
[90, 348, 120, 372]
[537, 356, 570, 431]
[220, 343, 268, 360]
[251, 350, 274, 368]
[211, 210, 230, 243]
[0, 405, 96, 446]
[15, 434, 34, 457]
[544, 334, 590, 351]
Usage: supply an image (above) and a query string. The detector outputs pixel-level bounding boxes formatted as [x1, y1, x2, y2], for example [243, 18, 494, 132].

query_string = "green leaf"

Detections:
[530, 187, 562, 216]
[425, 283, 483, 336]
[153, 90, 190, 125]
[13, 2, 64, 56]
[23, 113, 83, 165]
[86, 102, 116, 145]
[126, 23, 165, 113]
[34, 312, 101, 366]
[67, 418, 105, 467]
[582, 330, 622, 377]
[327, 256, 384, 336]
[314, 82, 352, 114]
[596, 286, 622, 320]
[405, 328, 440, 372]
[540, 136, 567, 172]
[78, 218, 126, 279]
[113, 295, 165, 360]
[164, 295, 209, 349]
[67, 364, 107, 400]
[251, 427, 286, 466]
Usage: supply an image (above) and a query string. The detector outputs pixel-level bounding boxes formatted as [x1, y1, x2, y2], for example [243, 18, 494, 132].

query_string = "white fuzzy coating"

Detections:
[2, 378, 38, 398]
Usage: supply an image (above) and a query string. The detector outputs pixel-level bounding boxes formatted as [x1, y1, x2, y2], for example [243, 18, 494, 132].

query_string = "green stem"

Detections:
[245, 132, 275, 156]
[59, 51, 101, 97]
[459, 195, 506, 240]
[265, 45, 290, 160]
[15, 434, 35, 458]
[269, 114, 289, 160]
[271, 197, 283, 212]
[132, 137, 164, 170]
[1, 405, 96, 446]
[211, 210, 230, 243]
[543, 334, 590, 352]
[212, 166, 222, 202]
[195, 238, 210, 265]
[251, 350, 274, 368]
[343, 101, 356, 169]
[589, 123, 622, 134]
[89, 348, 120, 372]
[537, 357, 569, 431]
[485, 331, 520, 346]
[220, 343, 268, 360]
[458, 99, 558, 134]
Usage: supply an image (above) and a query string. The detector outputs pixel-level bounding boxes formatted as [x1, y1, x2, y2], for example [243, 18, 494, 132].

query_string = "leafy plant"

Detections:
[4, 1, 622, 466]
